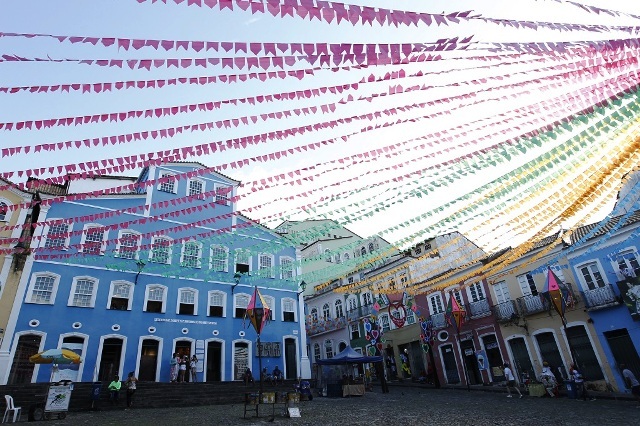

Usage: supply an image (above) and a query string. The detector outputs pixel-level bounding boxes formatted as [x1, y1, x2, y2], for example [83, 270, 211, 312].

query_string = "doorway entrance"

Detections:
[98, 338, 123, 382]
[284, 338, 297, 380]
[604, 328, 640, 378]
[460, 339, 482, 385]
[440, 344, 460, 384]
[8, 334, 41, 384]
[482, 334, 505, 382]
[508, 337, 534, 382]
[174, 340, 192, 382]
[206, 341, 222, 382]
[138, 339, 159, 381]
[535, 332, 566, 381]
[233, 341, 249, 381]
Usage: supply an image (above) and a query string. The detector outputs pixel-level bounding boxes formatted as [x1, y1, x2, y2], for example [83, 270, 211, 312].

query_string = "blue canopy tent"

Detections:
[316, 347, 383, 397]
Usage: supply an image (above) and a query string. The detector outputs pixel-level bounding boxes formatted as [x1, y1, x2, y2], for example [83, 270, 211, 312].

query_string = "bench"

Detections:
[243, 391, 298, 419]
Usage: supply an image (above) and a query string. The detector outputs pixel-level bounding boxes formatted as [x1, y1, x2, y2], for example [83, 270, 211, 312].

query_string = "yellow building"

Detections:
[486, 233, 615, 391]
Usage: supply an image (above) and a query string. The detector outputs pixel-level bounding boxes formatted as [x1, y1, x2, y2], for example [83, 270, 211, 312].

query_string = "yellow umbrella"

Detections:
[29, 349, 82, 364]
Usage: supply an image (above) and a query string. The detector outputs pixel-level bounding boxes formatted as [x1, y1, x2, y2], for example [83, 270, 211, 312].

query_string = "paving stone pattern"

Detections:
[27, 386, 639, 426]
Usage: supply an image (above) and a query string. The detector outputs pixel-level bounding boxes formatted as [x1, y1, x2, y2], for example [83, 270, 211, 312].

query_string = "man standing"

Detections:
[503, 363, 523, 398]
[621, 364, 640, 404]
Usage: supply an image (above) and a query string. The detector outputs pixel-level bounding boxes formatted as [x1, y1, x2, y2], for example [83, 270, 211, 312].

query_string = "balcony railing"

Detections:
[467, 298, 491, 319]
[431, 312, 448, 329]
[346, 304, 375, 322]
[582, 284, 619, 310]
[517, 294, 548, 316]
[492, 300, 518, 322]
[306, 316, 348, 336]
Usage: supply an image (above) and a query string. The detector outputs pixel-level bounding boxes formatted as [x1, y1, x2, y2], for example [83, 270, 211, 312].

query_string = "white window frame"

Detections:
[313, 343, 321, 362]
[150, 236, 172, 264]
[575, 260, 606, 291]
[107, 280, 134, 310]
[80, 224, 107, 255]
[335, 299, 344, 318]
[466, 282, 485, 303]
[116, 230, 141, 260]
[281, 297, 297, 322]
[263, 295, 275, 321]
[26, 272, 61, 304]
[347, 296, 357, 312]
[158, 171, 177, 194]
[43, 220, 72, 250]
[428, 292, 444, 315]
[445, 286, 464, 306]
[322, 303, 331, 320]
[67, 276, 99, 308]
[324, 339, 334, 359]
[186, 177, 205, 198]
[210, 245, 229, 272]
[350, 322, 360, 340]
[214, 183, 231, 205]
[517, 272, 538, 296]
[379, 313, 391, 332]
[493, 280, 511, 303]
[280, 256, 295, 279]
[310, 307, 318, 322]
[181, 240, 202, 268]
[207, 290, 226, 317]
[177, 287, 198, 315]
[258, 253, 275, 278]
[234, 249, 252, 275]
[361, 292, 373, 306]
[234, 293, 251, 318]
[0, 199, 10, 222]
[143, 284, 167, 313]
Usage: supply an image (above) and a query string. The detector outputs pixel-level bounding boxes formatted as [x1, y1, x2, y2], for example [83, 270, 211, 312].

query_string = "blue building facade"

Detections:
[566, 211, 640, 392]
[1, 162, 309, 384]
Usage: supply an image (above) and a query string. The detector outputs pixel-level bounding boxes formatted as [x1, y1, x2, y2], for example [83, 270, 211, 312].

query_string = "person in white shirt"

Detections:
[503, 362, 523, 398]
[621, 364, 640, 404]
[569, 364, 595, 401]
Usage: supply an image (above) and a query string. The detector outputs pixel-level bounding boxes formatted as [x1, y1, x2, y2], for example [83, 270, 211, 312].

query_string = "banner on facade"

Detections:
[257, 342, 281, 357]
[475, 350, 488, 371]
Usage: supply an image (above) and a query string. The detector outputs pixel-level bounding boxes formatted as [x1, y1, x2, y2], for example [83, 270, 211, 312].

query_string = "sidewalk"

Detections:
[386, 379, 637, 402]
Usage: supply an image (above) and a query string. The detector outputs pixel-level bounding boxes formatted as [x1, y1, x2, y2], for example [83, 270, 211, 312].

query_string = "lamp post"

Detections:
[134, 260, 145, 285]
[232, 272, 242, 293]
[297, 280, 307, 296]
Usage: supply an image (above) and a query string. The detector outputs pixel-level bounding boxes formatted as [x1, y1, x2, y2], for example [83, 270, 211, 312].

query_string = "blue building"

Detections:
[0, 162, 309, 384]
[566, 210, 640, 392]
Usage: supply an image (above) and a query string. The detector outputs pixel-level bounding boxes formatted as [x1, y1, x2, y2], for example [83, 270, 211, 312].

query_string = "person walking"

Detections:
[108, 375, 122, 405]
[190, 355, 198, 383]
[124, 371, 138, 408]
[569, 364, 595, 401]
[621, 364, 640, 405]
[503, 363, 523, 398]
[170, 353, 180, 383]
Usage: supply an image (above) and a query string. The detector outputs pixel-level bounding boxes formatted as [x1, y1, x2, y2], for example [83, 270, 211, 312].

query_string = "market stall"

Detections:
[316, 346, 382, 398]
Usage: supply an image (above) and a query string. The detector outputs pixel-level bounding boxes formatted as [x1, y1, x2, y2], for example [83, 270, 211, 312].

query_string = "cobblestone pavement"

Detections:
[39, 387, 639, 426]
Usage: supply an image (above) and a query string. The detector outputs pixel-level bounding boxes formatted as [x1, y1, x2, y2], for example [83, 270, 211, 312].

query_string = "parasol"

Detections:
[29, 348, 82, 364]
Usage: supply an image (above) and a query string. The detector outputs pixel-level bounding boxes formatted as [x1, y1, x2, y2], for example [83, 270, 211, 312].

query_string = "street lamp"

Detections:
[232, 272, 242, 293]
[297, 280, 307, 295]
[134, 259, 145, 285]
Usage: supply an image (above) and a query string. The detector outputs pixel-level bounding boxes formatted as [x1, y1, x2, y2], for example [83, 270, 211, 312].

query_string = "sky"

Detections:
[1, 0, 639, 256]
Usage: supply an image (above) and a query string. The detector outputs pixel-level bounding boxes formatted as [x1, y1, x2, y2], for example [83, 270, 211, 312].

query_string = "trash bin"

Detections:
[564, 380, 577, 399]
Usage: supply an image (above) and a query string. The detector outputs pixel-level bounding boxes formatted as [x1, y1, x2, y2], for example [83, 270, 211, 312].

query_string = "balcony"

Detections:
[517, 294, 548, 316]
[431, 312, 448, 329]
[306, 316, 348, 337]
[346, 304, 375, 322]
[582, 284, 620, 311]
[467, 298, 492, 319]
[492, 300, 518, 322]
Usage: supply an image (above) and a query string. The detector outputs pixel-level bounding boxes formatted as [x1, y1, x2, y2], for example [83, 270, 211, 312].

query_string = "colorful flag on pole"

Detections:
[445, 291, 465, 334]
[246, 286, 270, 335]
[542, 267, 568, 325]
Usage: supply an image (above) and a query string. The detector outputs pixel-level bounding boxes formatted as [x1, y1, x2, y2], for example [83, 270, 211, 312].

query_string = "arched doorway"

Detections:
[8, 334, 42, 384]
[138, 339, 159, 382]
[233, 341, 249, 381]
[174, 340, 192, 382]
[98, 337, 124, 382]
[284, 338, 298, 380]
[206, 340, 222, 382]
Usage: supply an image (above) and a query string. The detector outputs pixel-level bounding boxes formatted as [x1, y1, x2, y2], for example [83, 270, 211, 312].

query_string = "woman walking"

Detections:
[170, 353, 180, 383]
[190, 355, 198, 382]
[125, 371, 138, 408]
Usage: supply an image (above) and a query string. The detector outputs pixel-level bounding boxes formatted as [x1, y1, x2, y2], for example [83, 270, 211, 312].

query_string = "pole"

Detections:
[427, 343, 441, 389]
[458, 332, 471, 392]
[257, 334, 263, 395]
